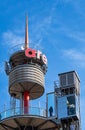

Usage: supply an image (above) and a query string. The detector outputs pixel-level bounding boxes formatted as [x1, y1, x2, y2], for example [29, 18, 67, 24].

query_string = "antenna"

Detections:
[25, 16, 29, 49]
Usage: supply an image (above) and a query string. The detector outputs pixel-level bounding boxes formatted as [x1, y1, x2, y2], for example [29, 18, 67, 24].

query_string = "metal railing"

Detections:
[0, 106, 46, 120]
[8, 43, 25, 56]
[54, 80, 60, 88]
[8, 43, 43, 57]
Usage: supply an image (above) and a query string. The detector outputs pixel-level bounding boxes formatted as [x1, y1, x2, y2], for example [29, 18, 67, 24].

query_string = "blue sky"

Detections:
[0, 0, 85, 129]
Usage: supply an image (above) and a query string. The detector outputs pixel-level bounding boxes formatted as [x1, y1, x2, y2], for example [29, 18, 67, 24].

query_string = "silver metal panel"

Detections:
[59, 72, 74, 88]
[60, 74, 66, 87]
[9, 64, 44, 99]
[68, 72, 74, 85]
[59, 71, 80, 90]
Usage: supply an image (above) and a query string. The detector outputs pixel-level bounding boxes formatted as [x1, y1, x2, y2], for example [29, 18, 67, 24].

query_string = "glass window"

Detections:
[47, 93, 56, 118]
[76, 96, 79, 118]
[67, 96, 76, 116]
[58, 97, 67, 118]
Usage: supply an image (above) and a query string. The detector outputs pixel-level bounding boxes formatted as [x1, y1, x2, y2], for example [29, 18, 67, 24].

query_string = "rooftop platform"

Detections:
[0, 107, 58, 130]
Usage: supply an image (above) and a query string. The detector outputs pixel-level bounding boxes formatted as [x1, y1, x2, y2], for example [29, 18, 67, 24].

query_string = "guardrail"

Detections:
[8, 43, 25, 56]
[0, 106, 46, 120]
[8, 43, 43, 57]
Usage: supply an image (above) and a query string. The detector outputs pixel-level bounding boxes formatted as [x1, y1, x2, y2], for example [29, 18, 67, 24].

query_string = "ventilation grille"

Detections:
[60, 72, 74, 87]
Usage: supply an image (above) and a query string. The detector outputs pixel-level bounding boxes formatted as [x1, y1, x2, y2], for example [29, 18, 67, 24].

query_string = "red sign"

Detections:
[25, 48, 47, 65]
[25, 48, 36, 58]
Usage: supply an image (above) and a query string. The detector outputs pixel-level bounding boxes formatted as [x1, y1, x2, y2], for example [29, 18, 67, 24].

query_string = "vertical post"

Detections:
[24, 91, 29, 114]
[20, 93, 23, 114]
[25, 16, 29, 49]
[10, 94, 16, 115]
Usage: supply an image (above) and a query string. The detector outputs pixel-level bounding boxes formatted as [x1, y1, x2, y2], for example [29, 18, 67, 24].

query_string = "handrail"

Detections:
[8, 43, 25, 56]
[8, 43, 43, 57]
[0, 106, 46, 120]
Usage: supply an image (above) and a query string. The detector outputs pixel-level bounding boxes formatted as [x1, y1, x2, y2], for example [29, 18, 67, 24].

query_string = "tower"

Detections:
[0, 17, 81, 130]
[54, 71, 81, 130]
[0, 17, 58, 130]
[47, 71, 81, 130]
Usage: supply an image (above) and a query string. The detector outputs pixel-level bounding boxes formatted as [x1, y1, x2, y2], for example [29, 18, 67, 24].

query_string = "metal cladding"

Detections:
[7, 46, 47, 99]
[6, 18, 47, 100]
[9, 64, 44, 99]
[3, 15, 48, 101]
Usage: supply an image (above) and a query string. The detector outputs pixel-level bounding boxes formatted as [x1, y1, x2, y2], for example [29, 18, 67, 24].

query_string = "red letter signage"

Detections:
[25, 48, 36, 58]
[42, 54, 47, 65]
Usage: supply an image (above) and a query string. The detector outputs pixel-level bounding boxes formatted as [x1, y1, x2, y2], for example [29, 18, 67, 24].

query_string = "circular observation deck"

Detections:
[8, 44, 47, 70]
[7, 44, 47, 99]
[0, 107, 58, 130]
[9, 64, 44, 99]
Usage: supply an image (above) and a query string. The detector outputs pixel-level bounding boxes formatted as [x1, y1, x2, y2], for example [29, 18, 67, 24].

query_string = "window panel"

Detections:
[67, 96, 76, 116]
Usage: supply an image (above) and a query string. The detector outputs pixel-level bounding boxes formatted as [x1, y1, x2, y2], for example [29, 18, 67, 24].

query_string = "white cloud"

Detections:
[2, 31, 24, 47]
[29, 0, 58, 41]
[63, 49, 85, 60]
[57, 25, 85, 43]
[67, 31, 85, 43]
[63, 49, 85, 67]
